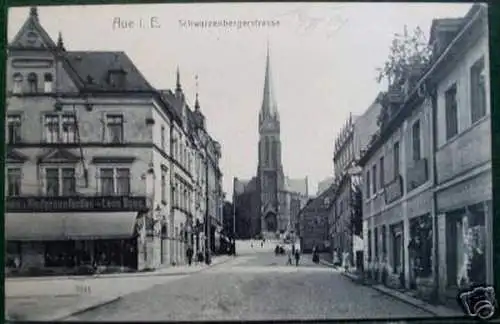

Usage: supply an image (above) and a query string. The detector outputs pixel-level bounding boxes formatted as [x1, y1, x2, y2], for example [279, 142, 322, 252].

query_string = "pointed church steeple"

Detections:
[176, 66, 182, 92]
[260, 42, 279, 123]
[194, 74, 200, 111]
[30, 7, 39, 22]
[57, 31, 65, 50]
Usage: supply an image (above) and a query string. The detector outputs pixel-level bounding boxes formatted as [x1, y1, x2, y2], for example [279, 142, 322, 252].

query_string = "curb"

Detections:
[54, 296, 123, 321]
[339, 272, 463, 317]
[6, 256, 235, 282]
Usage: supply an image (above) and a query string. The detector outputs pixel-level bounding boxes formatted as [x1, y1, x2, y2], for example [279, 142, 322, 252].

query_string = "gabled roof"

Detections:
[6, 148, 29, 163]
[37, 148, 80, 163]
[9, 7, 57, 50]
[65, 51, 155, 92]
[299, 183, 336, 215]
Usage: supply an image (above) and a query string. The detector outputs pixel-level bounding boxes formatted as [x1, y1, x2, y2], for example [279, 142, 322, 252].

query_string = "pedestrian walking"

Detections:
[186, 245, 194, 266]
[287, 247, 293, 265]
[294, 248, 300, 266]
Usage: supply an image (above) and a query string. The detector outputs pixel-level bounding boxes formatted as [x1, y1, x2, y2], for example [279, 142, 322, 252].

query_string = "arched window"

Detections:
[27, 73, 38, 93]
[264, 138, 270, 166]
[12, 73, 23, 94]
[44, 73, 53, 93]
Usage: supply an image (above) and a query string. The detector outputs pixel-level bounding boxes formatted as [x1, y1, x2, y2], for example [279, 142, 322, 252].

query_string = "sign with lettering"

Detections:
[6, 196, 149, 212]
[384, 176, 403, 204]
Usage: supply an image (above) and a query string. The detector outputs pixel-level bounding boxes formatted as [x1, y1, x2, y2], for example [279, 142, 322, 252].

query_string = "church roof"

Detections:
[285, 176, 308, 196]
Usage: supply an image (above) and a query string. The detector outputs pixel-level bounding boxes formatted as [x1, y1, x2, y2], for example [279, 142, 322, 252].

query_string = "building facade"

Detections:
[330, 105, 381, 269]
[298, 184, 336, 253]
[430, 4, 492, 304]
[233, 46, 309, 240]
[5, 7, 224, 274]
[358, 3, 491, 304]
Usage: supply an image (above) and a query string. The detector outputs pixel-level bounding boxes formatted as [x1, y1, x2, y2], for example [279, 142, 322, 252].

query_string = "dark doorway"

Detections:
[265, 212, 277, 232]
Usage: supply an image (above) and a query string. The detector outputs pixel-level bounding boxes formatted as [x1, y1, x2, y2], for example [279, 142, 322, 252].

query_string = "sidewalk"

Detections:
[319, 259, 463, 317]
[5, 255, 233, 321]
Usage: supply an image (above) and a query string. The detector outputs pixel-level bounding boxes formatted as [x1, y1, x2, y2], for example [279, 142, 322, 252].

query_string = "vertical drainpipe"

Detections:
[430, 86, 440, 302]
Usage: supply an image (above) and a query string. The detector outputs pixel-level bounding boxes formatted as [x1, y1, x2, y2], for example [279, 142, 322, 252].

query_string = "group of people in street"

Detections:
[286, 244, 301, 266]
[185, 239, 237, 266]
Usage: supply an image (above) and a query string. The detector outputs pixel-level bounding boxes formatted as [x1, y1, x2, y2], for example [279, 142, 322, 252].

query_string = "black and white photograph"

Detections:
[4, 2, 495, 321]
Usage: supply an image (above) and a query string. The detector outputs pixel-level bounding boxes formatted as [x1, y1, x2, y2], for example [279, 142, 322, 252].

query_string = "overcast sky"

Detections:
[8, 3, 473, 200]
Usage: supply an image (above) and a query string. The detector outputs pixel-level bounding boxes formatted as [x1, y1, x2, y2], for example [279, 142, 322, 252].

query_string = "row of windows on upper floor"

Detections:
[11, 72, 53, 94]
[363, 56, 488, 200]
[7, 111, 210, 181]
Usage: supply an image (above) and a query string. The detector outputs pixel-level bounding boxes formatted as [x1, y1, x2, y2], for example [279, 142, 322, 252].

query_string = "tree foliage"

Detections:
[376, 25, 433, 87]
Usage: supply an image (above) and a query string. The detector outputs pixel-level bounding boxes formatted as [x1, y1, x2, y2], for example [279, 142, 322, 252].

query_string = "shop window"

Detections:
[367, 230, 372, 262]
[446, 210, 460, 287]
[392, 224, 403, 274]
[45, 241, 76, 267]
[467, 204, 486, 286]
[381, 225, 387, 260]
[6, 242, 22, 268]
[409, 214, 432, 278]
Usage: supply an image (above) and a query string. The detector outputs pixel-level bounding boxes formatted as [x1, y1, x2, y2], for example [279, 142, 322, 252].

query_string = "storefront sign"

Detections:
[384, 176, 403, 204]
[6, 196, 149, 212]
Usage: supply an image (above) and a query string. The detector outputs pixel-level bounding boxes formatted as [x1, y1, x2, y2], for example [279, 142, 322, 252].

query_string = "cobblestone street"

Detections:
[66, 250, 432, 321]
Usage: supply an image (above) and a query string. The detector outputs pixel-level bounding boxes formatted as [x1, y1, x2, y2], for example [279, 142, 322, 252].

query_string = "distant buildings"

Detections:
[357, 3, 490, 305]
[5, 7, 224, 274]
[297, 184, 336, 253]
[233, 46, 309, 240]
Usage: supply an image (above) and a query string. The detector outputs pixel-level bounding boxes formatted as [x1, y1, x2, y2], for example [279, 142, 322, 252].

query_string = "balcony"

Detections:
[406, 158, 429, 192]
[384, 175, 403, 204]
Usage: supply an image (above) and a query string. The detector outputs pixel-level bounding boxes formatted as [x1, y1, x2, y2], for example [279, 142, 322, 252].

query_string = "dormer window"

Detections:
[44, 73, 53, 93]
[12, 73, 23, 94]
[108, 70, 126, 88]
[27, 73, 38, 93]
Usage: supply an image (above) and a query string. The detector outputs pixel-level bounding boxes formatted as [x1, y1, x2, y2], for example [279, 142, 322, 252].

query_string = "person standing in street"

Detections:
[294, 248, 301, 266]
[186, 245, 194, 266]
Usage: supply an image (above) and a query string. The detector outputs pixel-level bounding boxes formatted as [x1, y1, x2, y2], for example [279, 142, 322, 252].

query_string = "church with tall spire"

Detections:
[233, 44, 310, 240]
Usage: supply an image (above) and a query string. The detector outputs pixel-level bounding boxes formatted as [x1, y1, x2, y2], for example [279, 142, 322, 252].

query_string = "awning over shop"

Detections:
[6, 212, 138, 241]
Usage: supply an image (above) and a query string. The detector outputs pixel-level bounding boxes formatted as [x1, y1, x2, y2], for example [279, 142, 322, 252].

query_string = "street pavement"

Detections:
[65, 249, 434, 322]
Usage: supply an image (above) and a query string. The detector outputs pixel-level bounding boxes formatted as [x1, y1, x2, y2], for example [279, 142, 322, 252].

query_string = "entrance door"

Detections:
[265, 212, 277, 232]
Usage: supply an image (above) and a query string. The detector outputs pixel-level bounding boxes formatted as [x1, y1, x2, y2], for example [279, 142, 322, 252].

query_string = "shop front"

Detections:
[436, 170, 493, 305]
[5, 196, 150, 276]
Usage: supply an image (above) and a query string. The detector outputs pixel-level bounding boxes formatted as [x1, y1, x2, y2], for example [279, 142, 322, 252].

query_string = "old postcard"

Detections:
[4, 2, 495, 321]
